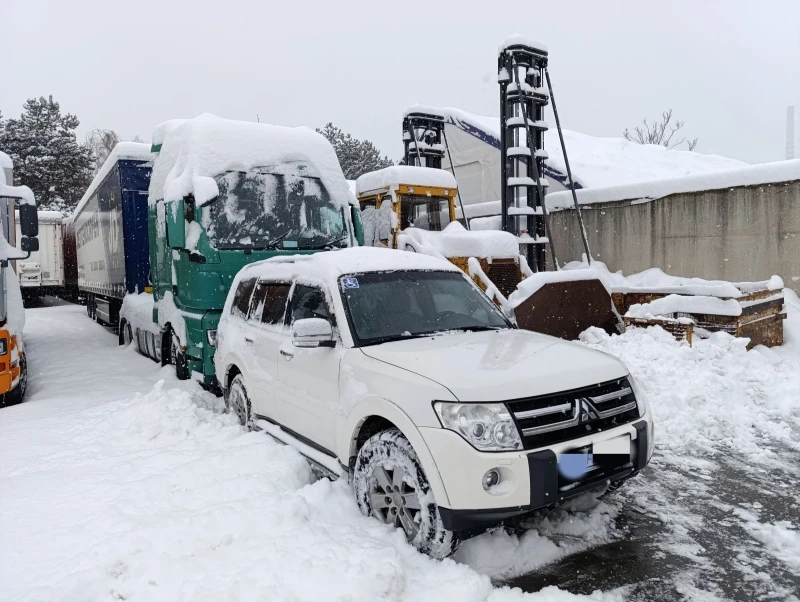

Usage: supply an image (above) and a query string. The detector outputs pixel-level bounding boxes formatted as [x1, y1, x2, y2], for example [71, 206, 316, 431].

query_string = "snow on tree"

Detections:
[84, 128, 120, 175]
[0, 96, 94, 212]
[316, 123, 394, 180]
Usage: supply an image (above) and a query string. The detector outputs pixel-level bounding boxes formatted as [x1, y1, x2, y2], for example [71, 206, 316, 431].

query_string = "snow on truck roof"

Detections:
[355, 166, 458, 196]
[0, 152, 35, 206]
[438, 107, 745, 192]
[149, 113, 352, 209]
[72, 142, 154, 219]
[237, 247, 461, 284]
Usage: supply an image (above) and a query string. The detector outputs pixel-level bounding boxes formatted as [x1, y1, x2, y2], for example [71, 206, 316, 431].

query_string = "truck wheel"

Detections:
[4, 355, 28, 405]
[225, 374, 252, 430]
[87, 295, 95, 319]
[120, 321, 133, 347]
[353, 428, 457, 559]
[170, 334, 190, 381]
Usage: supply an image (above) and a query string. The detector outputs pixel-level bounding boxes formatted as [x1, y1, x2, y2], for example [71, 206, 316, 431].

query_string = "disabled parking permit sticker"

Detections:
[342, 277, 360, 289]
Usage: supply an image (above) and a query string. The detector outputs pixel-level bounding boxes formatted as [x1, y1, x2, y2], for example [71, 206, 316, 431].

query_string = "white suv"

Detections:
[215, 248, 654, 557]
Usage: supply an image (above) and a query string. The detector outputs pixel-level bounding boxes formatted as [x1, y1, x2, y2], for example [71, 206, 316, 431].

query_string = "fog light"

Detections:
[482, 468, 501, 491]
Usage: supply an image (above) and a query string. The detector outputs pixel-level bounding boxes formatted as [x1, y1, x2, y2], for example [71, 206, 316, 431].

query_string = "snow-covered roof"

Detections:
[546, 158, 800, 210]
[0, 153, 35, 206]
[72, 142, 154, 219]
[403, 104, 446, 119]
[498, 33, 548, 54]
[239, 247, 460, 284]
[355, 166, 457, 196]
[441, 107, 746, 191]
[149, 113, 351, 210]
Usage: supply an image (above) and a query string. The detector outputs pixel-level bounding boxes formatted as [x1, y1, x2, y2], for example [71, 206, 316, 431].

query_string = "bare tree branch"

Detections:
[623, 109, 698, 151]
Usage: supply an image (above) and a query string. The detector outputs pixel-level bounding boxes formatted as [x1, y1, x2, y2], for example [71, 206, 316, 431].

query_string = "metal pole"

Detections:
[406, 123, 423, 166]
[441, 127, 470, 230]
[544, 68, 592, 265]
[511, 59, 559, 270]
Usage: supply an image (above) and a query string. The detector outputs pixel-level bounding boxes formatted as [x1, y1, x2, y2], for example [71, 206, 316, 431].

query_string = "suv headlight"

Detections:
[206, 329, 217, 346]
[434, 402, 522, 451]
[628, 374, 650, 418]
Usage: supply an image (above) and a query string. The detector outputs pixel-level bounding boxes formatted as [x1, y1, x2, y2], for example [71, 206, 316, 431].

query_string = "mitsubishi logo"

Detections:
[577, 398, 599, 423]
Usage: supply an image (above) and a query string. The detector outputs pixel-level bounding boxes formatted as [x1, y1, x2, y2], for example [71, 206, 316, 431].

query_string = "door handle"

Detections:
[280, 348, 294, 360]
[244, 336, 254, 345]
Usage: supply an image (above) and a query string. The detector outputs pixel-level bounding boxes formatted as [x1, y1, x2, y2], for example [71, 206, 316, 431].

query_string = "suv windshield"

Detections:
[207, 168, 346, 250]
[339, 270, 510, 346]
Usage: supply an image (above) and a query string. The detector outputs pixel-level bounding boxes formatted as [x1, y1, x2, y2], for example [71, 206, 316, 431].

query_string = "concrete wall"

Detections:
[549, 179, 800, 294]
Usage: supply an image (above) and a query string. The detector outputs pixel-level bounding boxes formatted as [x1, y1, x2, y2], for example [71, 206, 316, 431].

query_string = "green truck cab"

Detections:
[147, 115, 364, 390]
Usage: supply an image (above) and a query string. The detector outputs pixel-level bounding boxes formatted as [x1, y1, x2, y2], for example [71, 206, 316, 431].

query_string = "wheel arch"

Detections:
[341, 399, 450, 508]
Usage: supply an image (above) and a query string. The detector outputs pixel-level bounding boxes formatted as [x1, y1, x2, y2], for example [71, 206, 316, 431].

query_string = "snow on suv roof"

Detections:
[238, 247, 461, 284]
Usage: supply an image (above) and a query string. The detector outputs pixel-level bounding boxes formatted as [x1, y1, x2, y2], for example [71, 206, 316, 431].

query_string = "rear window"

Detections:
[231, 278, 256, 318]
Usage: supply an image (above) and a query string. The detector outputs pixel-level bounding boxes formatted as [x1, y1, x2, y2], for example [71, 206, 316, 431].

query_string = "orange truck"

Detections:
[0, 151, 40, 405]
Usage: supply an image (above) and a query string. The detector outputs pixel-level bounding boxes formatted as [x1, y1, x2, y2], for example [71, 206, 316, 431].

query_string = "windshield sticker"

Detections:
[342, 277, 360, 289]
[283, 241, 298, 248]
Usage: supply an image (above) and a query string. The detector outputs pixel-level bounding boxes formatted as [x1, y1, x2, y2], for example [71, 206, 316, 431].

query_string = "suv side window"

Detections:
[289, 284, 331, 325]
[248, 281, 270, 321]
[261, 283, 291, 325]
[231, 278, 256, 318]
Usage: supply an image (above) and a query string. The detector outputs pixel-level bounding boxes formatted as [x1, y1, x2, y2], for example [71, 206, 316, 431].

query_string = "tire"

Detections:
[4, 355, 28, 405]
[87, 295, 95, 320]
[225, 374, 252, 430]
[353, 428, 457, 558]
[120, 321, 133, 346]
[170, 333, 190, 380]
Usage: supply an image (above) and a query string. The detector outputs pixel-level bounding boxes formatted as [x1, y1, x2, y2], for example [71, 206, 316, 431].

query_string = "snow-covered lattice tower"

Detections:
[402, 109, 445, 169]
[498, 37, 551, 271]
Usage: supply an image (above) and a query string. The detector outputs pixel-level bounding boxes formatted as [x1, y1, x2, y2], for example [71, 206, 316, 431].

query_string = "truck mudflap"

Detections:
[513, 278, 619, 340]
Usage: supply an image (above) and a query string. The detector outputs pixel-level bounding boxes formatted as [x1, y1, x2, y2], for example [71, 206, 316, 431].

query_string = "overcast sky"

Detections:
[2, 0, 799, 165]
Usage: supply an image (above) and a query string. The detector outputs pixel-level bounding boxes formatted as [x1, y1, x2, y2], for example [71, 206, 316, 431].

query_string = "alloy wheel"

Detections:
[369, 465, 422, 542]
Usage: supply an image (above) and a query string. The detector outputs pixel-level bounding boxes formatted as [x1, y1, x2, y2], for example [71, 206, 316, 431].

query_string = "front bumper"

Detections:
[422, 416, 652, 534]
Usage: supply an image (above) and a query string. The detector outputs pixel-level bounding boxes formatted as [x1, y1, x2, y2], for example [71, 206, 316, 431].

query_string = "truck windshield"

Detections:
[339, 270, 510, 346]
[207, 170, 346, 250]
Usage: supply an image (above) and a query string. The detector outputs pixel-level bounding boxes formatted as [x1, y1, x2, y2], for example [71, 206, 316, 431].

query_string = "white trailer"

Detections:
[15, 211, 64, 297]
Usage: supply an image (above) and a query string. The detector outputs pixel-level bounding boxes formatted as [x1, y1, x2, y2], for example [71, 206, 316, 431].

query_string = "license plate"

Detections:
[593, 434, 631, 456]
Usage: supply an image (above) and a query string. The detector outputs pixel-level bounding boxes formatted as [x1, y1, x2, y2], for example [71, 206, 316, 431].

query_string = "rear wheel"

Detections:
[353, 429, 457, 558]
[225, 374, 252, 430]
[120, 321, 133, 346]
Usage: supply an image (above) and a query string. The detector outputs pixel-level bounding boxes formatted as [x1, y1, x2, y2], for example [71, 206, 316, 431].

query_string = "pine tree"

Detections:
[0, 96, 94, 212]
[316, 123, 394, 180]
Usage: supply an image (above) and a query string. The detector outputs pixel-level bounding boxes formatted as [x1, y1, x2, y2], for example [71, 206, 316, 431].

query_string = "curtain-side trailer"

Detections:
[73, 143, 153, 327]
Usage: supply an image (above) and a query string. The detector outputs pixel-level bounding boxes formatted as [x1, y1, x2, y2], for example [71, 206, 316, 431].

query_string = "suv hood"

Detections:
[360, 329, 628, 402]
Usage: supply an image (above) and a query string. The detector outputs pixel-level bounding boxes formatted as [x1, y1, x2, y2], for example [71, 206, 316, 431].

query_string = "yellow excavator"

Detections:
[355, 165, 523, 303]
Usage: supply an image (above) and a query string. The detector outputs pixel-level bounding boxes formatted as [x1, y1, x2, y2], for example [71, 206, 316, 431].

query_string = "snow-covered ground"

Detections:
[1, 302, 799, 601]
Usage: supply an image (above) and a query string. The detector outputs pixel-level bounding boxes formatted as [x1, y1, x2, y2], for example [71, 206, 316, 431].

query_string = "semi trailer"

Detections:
[75, 116, 364, 389]
[0, 151, 39, 405]
[15, 211, 65, 299]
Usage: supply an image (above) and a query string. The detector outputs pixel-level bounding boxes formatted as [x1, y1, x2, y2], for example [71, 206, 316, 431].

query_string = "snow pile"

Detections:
[625, 294, 743, 319]
[355, 165, 457, 196]
[579, 326, 800, 464]
[120, 292, 159, 335]
[149, 114, 351, 210]
[782, 288, 800, 354]
[399, 221, 519, 260]
[72, 142, 153, 219]
[547, 158, 800, 210]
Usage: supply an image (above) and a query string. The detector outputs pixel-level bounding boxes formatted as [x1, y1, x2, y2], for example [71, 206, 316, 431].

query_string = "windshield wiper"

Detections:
[266, 230, 291, 248]
[453, 325, 507, 333]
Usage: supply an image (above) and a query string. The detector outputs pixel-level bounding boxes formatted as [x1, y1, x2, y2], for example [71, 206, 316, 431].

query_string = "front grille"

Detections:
[486, 261, 520, 298]
[506, 377, 639, 449]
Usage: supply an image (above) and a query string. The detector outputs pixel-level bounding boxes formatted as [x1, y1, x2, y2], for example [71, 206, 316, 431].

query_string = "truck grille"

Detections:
[506, 377, 639, 449]
[486, 261, 520, 298]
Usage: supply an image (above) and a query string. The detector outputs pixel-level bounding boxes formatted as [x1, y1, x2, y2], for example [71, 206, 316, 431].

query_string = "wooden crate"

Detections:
[623, 317, 694, 346]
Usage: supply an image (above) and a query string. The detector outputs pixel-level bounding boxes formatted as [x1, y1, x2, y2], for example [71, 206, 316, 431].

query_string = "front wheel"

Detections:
[225, 374, 252, 430]
[353, 429, 457, 558]
[4, 355, 28, 406]
[167, 331, 190, 380]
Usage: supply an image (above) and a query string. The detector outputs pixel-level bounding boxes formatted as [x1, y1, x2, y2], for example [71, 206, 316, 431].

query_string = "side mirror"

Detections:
[350, 206, 365, 246]
[292, 318, 334, 348]
[19, 204, 38, 237]
[165, 199, 186, 248]
[21, 236, 39, 253]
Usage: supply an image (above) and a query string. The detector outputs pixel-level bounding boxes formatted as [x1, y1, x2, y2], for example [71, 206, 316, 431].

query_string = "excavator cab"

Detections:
[356, 166, 522, 300]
